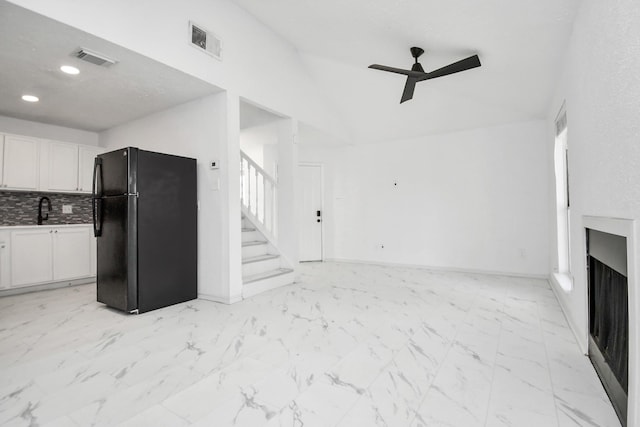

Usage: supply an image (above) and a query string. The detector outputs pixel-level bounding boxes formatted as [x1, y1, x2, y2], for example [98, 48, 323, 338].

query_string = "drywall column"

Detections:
[222, 92, 243, 303]
[198, 91, 241, 304]
[276, 118, 299, 268]
[194, 95, 226, 303]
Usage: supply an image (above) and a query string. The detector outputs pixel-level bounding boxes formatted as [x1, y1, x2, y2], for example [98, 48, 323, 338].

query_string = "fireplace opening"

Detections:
[587, 228, 628, 426]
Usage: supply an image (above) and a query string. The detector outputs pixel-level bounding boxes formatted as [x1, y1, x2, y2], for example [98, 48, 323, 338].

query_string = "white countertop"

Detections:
[0, 224, 92, 230]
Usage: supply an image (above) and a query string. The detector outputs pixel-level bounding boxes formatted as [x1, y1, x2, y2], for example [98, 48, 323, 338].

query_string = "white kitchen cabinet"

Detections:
[78, 145, 103, 193]
[0, 130, 102, 194]
[52, 227, 92, 280]
[90, 234, 97, 276]
[0, 231, 9, 289]
[6, 225, 95, 290]
[10, 228, 53, 287]
[42, 142, 102, 193]
[46, 141, 79, 192]
[2, 135, 40, 190]
[0, 135, 4, 187]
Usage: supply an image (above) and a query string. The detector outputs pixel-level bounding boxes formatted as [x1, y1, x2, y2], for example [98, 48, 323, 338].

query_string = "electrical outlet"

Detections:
[62, 205, 73, 214]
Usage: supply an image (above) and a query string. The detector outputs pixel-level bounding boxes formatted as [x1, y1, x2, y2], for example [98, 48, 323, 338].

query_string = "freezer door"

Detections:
[96, 194, 138, 312]
[136, 150, 197, 313]
[98, 148, 133, 196]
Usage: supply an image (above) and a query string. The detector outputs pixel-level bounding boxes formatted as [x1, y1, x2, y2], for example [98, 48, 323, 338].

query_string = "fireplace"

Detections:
[587, 227, 629, 426]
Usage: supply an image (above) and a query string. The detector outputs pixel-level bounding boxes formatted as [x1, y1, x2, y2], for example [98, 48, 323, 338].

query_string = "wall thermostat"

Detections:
[210, 160, 219, 170]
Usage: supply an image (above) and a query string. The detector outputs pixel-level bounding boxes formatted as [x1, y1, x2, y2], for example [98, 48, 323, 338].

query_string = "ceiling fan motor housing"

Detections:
[410, 46, 425, 59]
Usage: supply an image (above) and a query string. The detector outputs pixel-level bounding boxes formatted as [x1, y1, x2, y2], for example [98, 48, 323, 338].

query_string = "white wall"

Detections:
[239, 122, 279, 176]
[0, 115, 99, 146]
[7, 0, 347, 142]
[547, 0, 640, 424]
[300, 120, 550, 277]
[100, 93, 239, 303]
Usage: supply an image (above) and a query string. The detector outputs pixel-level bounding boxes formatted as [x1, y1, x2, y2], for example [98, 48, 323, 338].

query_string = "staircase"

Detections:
[240, 149, 294, 298]
[241, 215, 294, 298]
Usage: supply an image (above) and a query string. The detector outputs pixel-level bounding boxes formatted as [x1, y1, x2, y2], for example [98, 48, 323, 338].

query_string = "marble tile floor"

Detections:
[0, 262, 621, 427]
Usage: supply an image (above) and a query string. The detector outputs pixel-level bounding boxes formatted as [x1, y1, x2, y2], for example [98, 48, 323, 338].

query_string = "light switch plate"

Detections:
[62, 205, 73, 214]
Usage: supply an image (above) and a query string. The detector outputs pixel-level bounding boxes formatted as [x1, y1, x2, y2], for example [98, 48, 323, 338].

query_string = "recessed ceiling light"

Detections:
[60, 65, 80, 75]
[21, 95, 39, 103]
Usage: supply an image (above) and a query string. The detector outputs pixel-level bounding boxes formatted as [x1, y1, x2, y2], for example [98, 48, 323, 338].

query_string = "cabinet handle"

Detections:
[50, 230, 53, 233]
[54, 230, 58, 233]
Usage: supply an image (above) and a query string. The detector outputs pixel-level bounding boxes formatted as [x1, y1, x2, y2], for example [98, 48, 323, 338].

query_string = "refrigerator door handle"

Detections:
[92, 157, 103, 237]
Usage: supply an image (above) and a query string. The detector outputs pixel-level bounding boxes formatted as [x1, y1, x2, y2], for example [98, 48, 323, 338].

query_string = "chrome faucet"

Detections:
[37, 196, 52, 225]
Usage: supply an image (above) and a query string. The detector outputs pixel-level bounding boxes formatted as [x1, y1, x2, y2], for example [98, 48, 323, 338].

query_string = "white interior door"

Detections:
[298, 164, 323, 262]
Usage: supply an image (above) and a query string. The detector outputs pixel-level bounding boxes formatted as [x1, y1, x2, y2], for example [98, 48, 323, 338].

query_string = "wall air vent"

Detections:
[189, 21, 222, 60]
[73, 48, 117, 67]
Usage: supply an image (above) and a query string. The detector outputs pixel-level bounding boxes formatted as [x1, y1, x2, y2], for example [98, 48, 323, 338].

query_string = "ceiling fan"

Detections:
[369, 47, 481, 104]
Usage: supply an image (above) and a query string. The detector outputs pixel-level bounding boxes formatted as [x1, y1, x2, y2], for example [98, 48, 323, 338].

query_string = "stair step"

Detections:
[242, 240, 268, 258]
[242, 254, 279, 264]
[241, 229, 262, 243]
[244, 268, 293, 284]
[242, 240, 267, 247]
[242, 253, 280, 277]
[242, 227, 256, 232]
[243, 268, 294, 299]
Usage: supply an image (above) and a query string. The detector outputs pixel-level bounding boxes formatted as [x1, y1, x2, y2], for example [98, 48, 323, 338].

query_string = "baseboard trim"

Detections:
[324, 258, 548, 280]
[549, 273, 588, 354]
[198, 293, 242, 305]
[0, 277, 95, 298]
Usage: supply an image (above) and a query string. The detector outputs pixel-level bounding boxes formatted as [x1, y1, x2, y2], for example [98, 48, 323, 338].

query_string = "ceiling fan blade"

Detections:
[400, 77, 417, 103]
[369, 64, 425, 78]
[419, 55, 481, 81]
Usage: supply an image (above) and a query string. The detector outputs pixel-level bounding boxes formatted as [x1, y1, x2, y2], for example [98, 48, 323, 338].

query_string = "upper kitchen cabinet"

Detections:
[1, 134, 40, 190]
[78, 145, 103, 193]
[44, 141, 79, 192]
[0, 135, 4, 187]
[38, 139, 103, 194]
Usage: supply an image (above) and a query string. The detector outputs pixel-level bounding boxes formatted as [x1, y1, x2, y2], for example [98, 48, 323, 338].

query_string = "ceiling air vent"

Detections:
[189, 21, 222, 60]
[73, 48, 117, 67]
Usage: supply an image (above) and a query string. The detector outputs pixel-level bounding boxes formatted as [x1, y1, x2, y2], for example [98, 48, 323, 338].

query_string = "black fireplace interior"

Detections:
[587, 228, 628, 426]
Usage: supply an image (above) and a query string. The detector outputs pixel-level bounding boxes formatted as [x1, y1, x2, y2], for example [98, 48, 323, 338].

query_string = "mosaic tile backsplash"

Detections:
[0, 191, 92, 226]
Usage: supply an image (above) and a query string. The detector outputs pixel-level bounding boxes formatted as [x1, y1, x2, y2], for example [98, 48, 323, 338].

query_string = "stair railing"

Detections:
[240, 150, 277, 241]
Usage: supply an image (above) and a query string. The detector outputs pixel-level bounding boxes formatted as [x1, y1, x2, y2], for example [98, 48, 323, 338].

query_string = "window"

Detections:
[554, 104, 572, 290]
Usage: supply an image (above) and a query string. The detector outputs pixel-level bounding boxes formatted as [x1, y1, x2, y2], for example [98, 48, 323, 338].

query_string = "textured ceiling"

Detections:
[234, 0, 582, 142]
[0, 1, 220, 132]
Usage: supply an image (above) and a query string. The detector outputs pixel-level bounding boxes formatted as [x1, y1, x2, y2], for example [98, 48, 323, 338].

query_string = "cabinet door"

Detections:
[10, 229, 53, 287]
[0, 231, 9, 289]
[90, 234, 97, 276]
[3, 135, 39, 190]
[47, 141, 79, 192]
[53, 227, 92, 280]
[78, 146, 102, 193]
[0, 135, 4, 187]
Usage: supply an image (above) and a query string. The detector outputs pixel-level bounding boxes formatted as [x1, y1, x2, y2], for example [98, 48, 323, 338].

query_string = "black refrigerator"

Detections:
[92, 147, 197, 314]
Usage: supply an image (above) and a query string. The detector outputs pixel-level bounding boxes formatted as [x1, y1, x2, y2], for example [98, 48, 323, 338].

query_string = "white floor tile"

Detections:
[0, 262, 622, 427]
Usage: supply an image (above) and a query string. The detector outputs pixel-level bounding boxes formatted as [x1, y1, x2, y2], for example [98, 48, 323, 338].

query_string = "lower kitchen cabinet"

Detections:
[10, 228, 52, 287]
[52, 227, 92, 280]
[0, 233, 10, 289]
[4, 225, 95, 290]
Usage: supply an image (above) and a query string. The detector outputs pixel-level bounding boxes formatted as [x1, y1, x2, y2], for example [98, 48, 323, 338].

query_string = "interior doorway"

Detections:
[297, 164, 323, 262]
